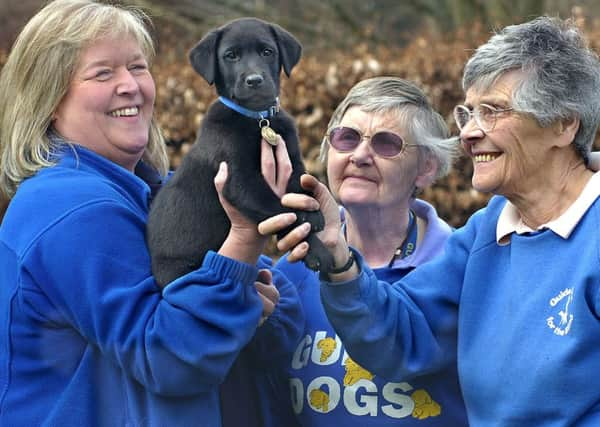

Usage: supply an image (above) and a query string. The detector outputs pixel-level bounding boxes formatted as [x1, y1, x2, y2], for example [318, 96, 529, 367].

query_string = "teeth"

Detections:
[474, 154, 498, 163]
[110, 107, 138, 117]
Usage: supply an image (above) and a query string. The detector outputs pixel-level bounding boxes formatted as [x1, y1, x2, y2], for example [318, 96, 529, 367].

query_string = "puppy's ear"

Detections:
[189, 29, 220, 85]
[269, 23, 302, 77]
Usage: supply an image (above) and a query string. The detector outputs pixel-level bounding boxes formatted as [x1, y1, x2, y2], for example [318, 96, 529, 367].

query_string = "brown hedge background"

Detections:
[1, 6, 600, 244]
[150, 14, 600, 231]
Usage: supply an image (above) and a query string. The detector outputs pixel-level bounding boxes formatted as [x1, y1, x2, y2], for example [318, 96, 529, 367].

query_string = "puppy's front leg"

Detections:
[222, 167, 285, 223]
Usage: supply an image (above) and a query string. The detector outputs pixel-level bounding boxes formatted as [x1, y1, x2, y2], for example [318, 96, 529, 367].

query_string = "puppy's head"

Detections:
[189, 17, 302, 111]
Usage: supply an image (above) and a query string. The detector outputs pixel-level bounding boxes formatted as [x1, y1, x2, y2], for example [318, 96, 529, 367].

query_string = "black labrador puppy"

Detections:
[147, 18, 333, 286]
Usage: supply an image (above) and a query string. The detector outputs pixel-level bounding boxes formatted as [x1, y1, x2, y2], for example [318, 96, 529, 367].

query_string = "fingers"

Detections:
[214, 162, 234, 212]
[273, 137, 292, 193]
[261, 141, 277, 193]
[258, 212, 297, 236]
[261, 137, 292, 198]
[286, 240, 310, 263]
[280, 193, 320, 211]
[255, 282, 279, 307]
[214, 162, 228, 195]
[275, 222, 311, 253]
[255, 269, 280, 326]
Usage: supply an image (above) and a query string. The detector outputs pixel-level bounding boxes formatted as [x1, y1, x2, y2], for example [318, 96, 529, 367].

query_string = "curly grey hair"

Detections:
[462, 16, 600, 161]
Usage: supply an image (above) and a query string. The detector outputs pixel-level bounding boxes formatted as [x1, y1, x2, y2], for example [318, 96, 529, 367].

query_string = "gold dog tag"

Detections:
[261, 125, 279, 146]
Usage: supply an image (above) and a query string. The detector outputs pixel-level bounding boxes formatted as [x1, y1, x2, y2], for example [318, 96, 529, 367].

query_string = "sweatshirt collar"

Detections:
[497, 171, 600, 244]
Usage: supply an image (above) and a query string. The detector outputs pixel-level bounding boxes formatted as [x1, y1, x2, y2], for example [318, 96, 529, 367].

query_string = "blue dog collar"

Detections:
[218, 96, 280, 119]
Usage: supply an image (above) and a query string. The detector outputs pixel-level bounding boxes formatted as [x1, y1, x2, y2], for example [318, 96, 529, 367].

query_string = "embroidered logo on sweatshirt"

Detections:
[546, 287, 574, 336]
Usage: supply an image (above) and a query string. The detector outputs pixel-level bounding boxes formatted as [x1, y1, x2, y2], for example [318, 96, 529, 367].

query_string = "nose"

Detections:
[116, 70, 140, 95]
[245, 73, 264, 88]
[349, 137, 374, 165]
[459, 121, 485, 148]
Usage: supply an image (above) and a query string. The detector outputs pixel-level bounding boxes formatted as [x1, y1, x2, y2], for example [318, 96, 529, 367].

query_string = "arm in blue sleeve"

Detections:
[320, 224, 474, 381]
[20, 201, 263, 396]
[243, 255, 305, 368]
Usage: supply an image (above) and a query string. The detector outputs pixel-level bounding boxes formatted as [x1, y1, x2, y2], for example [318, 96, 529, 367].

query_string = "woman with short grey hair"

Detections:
[263, 16, 600, 426]
[269, 76, 466, 426]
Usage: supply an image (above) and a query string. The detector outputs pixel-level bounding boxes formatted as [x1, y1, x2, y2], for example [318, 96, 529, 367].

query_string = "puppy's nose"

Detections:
[245, 74, 264, 88]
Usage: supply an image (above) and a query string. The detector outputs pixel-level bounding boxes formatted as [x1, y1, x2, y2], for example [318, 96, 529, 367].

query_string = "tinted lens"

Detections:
[329, 127, 361, 152]
[371, 132, 404, 157]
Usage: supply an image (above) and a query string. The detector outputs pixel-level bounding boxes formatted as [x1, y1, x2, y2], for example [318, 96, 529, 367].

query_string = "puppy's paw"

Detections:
[303, 234, 334, 273]
[295, 209, 325, 232]
[304, 250, 322, 271]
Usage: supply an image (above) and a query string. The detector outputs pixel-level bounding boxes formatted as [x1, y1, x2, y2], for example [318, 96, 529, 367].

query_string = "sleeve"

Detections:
[242, 255, 305, 368]
[19, 200, 263, 396]
[320, 221, 476, 381]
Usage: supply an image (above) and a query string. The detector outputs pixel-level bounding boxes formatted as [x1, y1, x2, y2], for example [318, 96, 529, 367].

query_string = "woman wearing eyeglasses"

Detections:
[261, 77, 466, 426]
[260, 16, 600, 426]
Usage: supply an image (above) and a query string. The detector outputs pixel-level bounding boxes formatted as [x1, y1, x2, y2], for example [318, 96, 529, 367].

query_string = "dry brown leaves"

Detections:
[2, 21, 600, 231]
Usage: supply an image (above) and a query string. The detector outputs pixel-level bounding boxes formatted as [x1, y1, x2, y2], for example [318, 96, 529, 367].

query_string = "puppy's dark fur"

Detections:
[147, 18, 332, 286]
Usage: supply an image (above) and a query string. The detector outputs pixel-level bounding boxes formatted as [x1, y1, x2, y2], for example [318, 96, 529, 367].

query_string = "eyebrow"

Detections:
[81, 53, 146, 71]
[464, 95, 511, 108]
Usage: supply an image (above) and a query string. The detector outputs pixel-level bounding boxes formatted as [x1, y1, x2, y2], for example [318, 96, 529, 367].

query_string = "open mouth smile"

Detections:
[473, 153, 500, 163]
[109, 106, 139, 117]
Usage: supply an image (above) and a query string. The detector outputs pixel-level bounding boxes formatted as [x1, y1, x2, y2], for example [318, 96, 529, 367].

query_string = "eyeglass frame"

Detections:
[325, 125, 418, 158]
[453, 103, 515, 133]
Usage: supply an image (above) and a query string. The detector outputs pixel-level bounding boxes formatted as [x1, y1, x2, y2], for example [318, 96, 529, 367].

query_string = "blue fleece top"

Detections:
[0, 143, 302, 427]
[268, 200, 467, 426]
[321, 194, 600, 426]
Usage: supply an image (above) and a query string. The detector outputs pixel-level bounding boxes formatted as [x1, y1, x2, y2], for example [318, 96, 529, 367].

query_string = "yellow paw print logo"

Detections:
[411, 389, 441, 419]
[343, 357, 374, 386]
[316, 337, 337, 362]
[309, 388, 330, 412]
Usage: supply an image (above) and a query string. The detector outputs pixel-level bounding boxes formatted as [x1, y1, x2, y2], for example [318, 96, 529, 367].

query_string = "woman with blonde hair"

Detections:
[0, 1, 301, 425]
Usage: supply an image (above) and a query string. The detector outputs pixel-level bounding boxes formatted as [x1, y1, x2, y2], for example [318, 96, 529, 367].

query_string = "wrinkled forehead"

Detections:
[464, 69, 526, 104]
[341, 105, 412, 130]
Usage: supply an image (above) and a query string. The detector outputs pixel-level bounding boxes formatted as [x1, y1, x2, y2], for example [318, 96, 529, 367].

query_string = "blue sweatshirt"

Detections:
[268, 200, 467, 426]
[0, 144, 301, 427]
[321, 195, 600, 426]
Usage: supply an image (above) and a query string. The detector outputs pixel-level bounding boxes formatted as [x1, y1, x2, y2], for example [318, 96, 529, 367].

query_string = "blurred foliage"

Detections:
[143, 4, 600, 232]
[3, 0, 599, 52]
[1, 0, 600, 231]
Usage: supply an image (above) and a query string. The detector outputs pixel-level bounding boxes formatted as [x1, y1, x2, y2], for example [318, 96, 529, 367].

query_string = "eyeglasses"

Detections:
[453, 103, 514, 133]
[327, 126, 414, 158]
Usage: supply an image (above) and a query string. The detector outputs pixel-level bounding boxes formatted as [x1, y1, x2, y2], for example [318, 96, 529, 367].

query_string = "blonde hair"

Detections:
[0, 0, 169, 198]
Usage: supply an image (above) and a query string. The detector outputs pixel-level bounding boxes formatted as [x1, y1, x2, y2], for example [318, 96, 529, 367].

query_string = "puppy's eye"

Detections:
[261, 48, 274, 57]
[223, 50, 239, 61]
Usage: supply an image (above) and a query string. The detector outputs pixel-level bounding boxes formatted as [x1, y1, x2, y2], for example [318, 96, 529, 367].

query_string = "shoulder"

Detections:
[2, 167, 141, 254]
[20, 165, 131, 213]
[412, 198, 452, 233]
[448, 195, 506, 253]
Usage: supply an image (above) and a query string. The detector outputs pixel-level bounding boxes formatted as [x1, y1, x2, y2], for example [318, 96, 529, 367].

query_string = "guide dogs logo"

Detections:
[546, 287, 574, 336]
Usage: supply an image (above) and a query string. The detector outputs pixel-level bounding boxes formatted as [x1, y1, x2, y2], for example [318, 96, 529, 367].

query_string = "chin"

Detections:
[471, 177, 495, 194]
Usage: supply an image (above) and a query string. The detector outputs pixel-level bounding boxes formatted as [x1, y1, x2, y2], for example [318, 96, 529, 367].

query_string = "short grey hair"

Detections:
[320, 76, 459, 179]
[462, 16, 600, 161]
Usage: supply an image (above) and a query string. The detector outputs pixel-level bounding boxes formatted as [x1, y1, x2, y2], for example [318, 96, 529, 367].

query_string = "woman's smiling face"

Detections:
[459, 70, 562, 198]
[52, 34, 155, 171]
